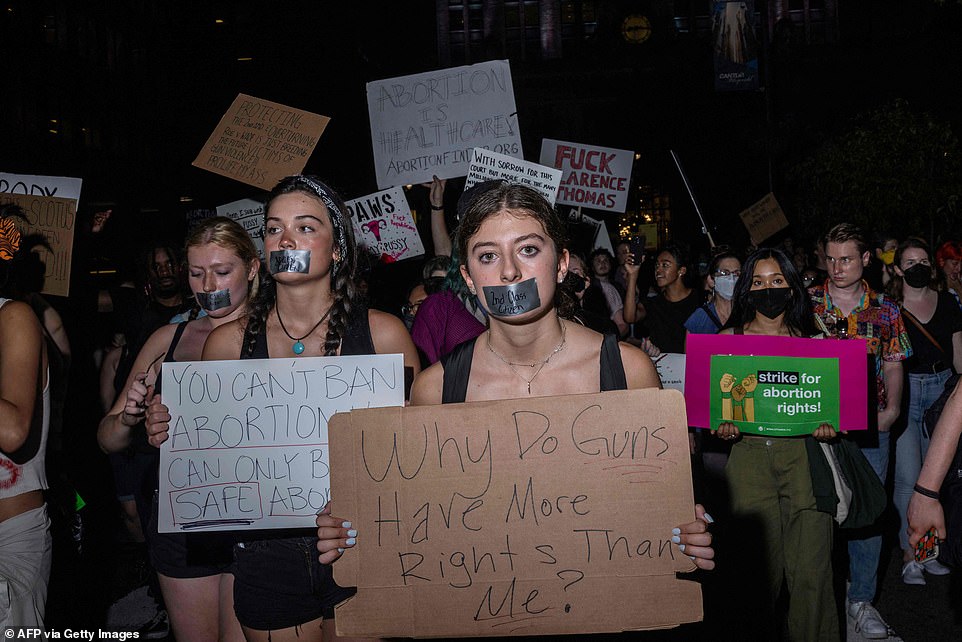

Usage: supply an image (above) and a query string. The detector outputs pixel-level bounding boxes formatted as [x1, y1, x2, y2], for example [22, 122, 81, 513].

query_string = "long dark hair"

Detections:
[245, 175, 358, 357]
[726, 247, 817, 336]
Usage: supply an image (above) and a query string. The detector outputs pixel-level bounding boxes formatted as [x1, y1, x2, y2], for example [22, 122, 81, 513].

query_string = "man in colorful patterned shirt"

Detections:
[810, 223, 911, 639]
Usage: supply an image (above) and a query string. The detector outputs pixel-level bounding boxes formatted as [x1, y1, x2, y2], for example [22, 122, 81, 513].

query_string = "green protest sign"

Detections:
[708, 355, 840, 437]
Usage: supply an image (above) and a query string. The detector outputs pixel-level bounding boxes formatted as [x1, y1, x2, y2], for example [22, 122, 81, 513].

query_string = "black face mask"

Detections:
[749, 287, 792, 319]
[902, 264, 932, 289]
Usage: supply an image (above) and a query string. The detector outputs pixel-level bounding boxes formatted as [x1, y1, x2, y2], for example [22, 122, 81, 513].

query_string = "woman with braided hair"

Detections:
[147, 175, 418, 641]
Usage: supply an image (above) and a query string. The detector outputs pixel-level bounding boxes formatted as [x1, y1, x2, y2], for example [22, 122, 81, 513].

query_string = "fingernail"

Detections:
[347, 529, 357, 537]
[671, 535, 681, 544]
[679, 544, 686, 552]
[341, 521, 352, 528]
[337, 548, 344, 553]
[671, 527, 681, 535]
[704, 512, 715, 524]
[345, 537, 356, 546]
[688, 555, 697, 561]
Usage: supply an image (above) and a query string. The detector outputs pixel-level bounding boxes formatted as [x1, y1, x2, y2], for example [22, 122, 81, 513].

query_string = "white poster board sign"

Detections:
[539, 139, 634, 213]
[654, 353, 686, 393]
[345, 187, 424, 263]
[464, 148, 562, 205]
[0, 172, 83, 201]
[367, 60, 523, 188]
[158, 354, 405, 532]
[216, 198, 266, 259]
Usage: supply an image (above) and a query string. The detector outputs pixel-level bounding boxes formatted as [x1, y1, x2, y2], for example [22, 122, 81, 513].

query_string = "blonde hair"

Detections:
[186, 216, 261, 301]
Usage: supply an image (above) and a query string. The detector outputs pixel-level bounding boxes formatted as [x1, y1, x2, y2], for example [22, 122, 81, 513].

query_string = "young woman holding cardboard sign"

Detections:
[316, 183, 715, 590]
[714, 248, 838, 641]
[148, 175, 419, 642]
[100, 217, 262, 642]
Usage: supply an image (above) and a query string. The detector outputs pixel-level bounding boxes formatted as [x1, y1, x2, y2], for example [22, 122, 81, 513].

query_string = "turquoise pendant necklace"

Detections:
[276, 304, 333, 355]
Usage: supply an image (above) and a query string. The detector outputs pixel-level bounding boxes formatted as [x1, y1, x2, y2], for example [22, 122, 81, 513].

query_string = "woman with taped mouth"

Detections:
[147, 175, 419, 641]
[315, 182, 715, 609]
[99, 216, 262, 641]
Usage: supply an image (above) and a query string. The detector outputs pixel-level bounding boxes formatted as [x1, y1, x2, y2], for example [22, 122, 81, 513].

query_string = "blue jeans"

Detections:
[847, 430, 890, 603]
[894, 369, 952, 550]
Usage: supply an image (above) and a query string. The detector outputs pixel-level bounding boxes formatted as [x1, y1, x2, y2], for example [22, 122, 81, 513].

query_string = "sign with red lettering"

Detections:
[192, 94, 330, 190]
[539, 139, 634, 213]
[345, 186, 425, 263]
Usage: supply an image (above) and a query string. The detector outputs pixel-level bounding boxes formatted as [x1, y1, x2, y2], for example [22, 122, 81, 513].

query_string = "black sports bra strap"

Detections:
[702, 303, 723, 330]
[599, 333, 628, 391]
[166, 321, 190, 362]
[441, 338, 478, 404]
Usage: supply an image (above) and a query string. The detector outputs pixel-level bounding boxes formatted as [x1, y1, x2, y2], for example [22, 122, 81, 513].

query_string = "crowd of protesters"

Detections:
[2, 175, 962, 642]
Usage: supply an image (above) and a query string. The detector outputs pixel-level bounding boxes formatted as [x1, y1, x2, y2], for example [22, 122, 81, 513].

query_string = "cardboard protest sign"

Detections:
[685, 334, 868, 432]
[738, 193, 789, 245]
[157, 354, 404, 532]
[637, 223, 659, 249]
[465, 148, 562, 205]
[540, 139, 634, 213]
[216, 198, 265, 259]
[193, 94, 330, 190]
[331, 388, 702, 637]
[0, 193, 76, 297]
[0, 172, 82, 201]
[367, 60, 523, 188]
[345, 187, 424, 263]
[654, 353, 685, 393]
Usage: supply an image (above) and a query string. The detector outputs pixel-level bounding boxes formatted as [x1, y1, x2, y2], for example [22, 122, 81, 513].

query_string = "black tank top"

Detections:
[235, 304, 375, 541]
[240, 304, 375, 359]
[153, 321, 189, 398]
[440, 332, 627, 403]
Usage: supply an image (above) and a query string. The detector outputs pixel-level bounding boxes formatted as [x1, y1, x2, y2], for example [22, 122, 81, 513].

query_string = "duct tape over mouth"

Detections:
[481, 277, 542, 317]
[195, 289, 232, 312]
[269, 250, 311, 274]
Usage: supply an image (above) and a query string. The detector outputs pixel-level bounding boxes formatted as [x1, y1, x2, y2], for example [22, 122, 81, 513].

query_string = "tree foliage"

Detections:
[788, 99, 961, 242]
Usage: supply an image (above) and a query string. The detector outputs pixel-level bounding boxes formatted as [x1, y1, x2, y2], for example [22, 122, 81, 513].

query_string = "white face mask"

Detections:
[714, 274, 737, 300]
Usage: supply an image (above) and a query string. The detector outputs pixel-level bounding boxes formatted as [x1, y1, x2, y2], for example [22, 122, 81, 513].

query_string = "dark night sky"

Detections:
[2, 1, 961, 256]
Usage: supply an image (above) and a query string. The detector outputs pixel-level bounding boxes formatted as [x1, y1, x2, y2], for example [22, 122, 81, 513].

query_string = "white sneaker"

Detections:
[901, 561, 926, 585]
[847, 601, 892, 639]
[922, 557, 952, 576]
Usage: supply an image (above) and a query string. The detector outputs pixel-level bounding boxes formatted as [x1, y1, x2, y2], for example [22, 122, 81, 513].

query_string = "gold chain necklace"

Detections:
[486, 320, 567, 395]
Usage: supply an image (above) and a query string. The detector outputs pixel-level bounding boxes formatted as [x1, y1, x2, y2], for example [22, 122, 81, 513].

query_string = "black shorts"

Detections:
[232, 535, 356, 630]
[147, 493, 234, 579]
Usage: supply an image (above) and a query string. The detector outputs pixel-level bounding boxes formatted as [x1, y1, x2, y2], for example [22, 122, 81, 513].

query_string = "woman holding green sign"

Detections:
[714, 247, 838, 641]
